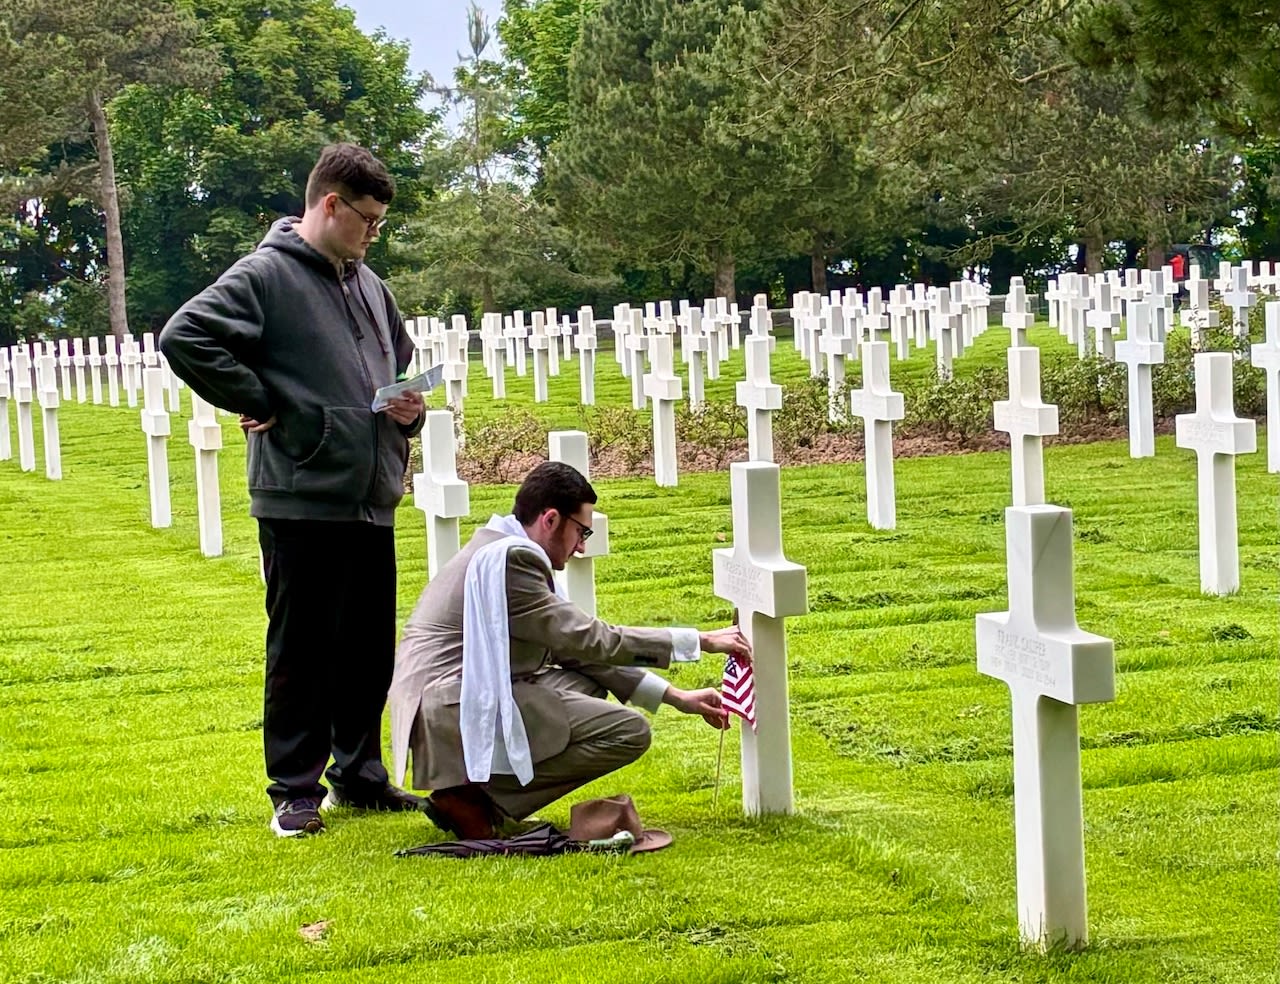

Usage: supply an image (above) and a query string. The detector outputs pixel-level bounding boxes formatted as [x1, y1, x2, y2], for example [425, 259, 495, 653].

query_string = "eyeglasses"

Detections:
[562, 513, 594, 542]
[335, 195, 388, 233]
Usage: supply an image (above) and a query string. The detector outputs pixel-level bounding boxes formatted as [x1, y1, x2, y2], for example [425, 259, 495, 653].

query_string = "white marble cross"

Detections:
[818, 304, 855, 423]
[1181, 275, 1219, 348]
[187, 391, 224, 556]
[1044, 277, 1063, 330]
[71, 338, 87, 404]
[738, 336, 782, 462]
[1251, 301, 1280, 473]
[801, 293, 824, 376]
[140, 366, 172, 528]
[850, 341, 905, 529]
[1068, 275, 1092, 358]
[507, 310, 529, 376]
[56, 340, 73, 400]
[121, 337, 142, 408]
[1175, 352, 1257, 594]
[1146, 269, 1174, 342]
[976, 505, 1115, 951]
[440, 320, 468, 411]
[1114, 301, 1165, 458]
[1003, 282, 1036, 347]
[714, 297, 735, 364]
[142, 331, 159, 368]
[530, 310, 551, 403]
[36, 354, 62, 480]
[1223, 265, 1257, 350]
[702, 302, 722, 382]
[576, 306, 598, 405]
[560, 313, 574, 362]
[161, 355, 183, 414]
[450, 316, 471, 399]
[712, 461, 807, 816]
[625, 309, 648, 411]
[994, 347, 1060, 506]
[12, 348, 35, 472]
[887, 284, 912, 359]
[413, 409, 470, 579]
[481, 313, 506, 399]
[104, 336, 121, 407]
[87, 336, 104, 404]
[544, 307, 561, 376]
[789, 291, 812, 357]
[549, 430, 610, 616]
[865, 287, 889, 342]
[609, 304, 628, 374]
[643, 334, 682, 487]
[726, 301, 743, 351]
[1213, 260, 1234, 295]
[933, 288, 960, 380]
[911, 283, 930, 347]
[1085, 281, 1120, 360]
[684, 308, 708, 408]
[950, 281, 971, 355]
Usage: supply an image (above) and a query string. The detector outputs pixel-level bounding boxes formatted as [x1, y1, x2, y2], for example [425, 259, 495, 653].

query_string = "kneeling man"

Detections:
[389, 461, 751, 837]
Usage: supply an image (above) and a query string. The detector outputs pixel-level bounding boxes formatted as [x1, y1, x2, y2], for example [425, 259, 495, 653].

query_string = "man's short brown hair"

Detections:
[513, 462, 597, 525]
[304, 143, 395, 208]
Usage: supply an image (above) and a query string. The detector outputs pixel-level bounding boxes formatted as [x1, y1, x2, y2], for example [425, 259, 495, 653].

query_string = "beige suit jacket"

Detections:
[388, 527, 674, 791]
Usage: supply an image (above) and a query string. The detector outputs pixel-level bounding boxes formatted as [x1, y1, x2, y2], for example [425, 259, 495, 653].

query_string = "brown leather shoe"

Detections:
[423, 786, 499, 839]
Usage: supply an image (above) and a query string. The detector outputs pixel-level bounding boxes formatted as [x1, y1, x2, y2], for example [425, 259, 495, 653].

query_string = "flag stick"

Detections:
[712, 722, 726, 811]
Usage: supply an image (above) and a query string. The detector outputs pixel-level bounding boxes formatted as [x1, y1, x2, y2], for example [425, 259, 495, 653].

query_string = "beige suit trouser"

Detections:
[485, 669, 652, 819]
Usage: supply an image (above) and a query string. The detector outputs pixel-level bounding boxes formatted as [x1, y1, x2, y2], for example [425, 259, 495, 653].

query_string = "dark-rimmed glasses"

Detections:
[562, 513, 594, 542]
[336, 195, 388, 233]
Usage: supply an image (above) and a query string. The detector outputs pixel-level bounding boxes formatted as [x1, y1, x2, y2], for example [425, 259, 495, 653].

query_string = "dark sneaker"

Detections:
[270, 797, 324, 838]
[320, 783, 426, 813]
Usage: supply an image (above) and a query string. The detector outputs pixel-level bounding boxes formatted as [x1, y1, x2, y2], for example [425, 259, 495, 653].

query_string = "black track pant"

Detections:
[258, 518, 395, 803]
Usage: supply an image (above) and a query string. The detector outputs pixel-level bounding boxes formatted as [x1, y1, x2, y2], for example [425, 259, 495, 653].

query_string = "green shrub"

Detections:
[675, 398, 746, 469]
[461, 405, 545, 483]
[902, 367, 1005, 447]
[579, 404, 652, 471]
[776, 375, 836, 455]
[1041, 355, 1128, 428]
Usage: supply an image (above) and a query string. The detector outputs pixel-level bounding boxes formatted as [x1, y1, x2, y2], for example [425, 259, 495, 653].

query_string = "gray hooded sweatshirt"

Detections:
[159, 217, 422, 526]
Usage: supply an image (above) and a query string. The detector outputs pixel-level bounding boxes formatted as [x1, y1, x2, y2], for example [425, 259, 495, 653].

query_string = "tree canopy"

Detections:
[1, 0, 1275, 341]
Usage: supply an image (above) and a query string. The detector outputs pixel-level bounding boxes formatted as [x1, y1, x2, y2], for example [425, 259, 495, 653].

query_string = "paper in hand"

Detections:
[371, 364, 443, 412]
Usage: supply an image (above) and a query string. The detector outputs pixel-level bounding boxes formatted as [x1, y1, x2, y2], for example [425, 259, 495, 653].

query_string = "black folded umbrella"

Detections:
[396, 823, 587, 859]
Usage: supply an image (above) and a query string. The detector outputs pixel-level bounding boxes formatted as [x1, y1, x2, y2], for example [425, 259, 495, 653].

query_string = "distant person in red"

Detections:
[1170, 253, 1187, 280]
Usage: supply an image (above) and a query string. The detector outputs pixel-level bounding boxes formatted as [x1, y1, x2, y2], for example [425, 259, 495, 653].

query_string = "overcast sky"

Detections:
[343, 0, 506, 87]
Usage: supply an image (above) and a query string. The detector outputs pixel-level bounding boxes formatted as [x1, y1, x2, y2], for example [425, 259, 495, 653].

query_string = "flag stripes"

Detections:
[721, 654, 757, 731]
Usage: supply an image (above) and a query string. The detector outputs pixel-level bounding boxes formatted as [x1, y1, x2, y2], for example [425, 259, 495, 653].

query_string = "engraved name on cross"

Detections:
[976, 505, 1115, 951]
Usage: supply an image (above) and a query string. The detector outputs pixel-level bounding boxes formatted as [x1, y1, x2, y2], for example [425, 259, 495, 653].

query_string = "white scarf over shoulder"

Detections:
[460, 514, 566, 786]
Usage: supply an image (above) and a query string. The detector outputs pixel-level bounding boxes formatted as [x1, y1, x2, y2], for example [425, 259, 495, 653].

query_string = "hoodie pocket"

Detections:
[247, 430, 292, 493]
[292, 405, 376, 501]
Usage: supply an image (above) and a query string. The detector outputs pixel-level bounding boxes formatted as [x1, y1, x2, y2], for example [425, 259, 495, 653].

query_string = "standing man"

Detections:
[388, 461, 752, 839]
[161, 143, 425, 837]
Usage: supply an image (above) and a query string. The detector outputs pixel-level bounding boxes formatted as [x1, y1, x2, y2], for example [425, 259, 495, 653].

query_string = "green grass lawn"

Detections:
[0, 331, 1276, 983]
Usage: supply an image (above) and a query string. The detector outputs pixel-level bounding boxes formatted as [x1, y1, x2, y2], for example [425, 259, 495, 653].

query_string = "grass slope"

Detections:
[0, 339, 1276, 983]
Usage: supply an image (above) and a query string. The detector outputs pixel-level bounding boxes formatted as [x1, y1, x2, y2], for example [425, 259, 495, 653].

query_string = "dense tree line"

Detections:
[1, 0, 1276, 344]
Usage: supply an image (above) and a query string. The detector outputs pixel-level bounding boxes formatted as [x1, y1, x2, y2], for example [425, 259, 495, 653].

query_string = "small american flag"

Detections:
[721, 655, 757, 731]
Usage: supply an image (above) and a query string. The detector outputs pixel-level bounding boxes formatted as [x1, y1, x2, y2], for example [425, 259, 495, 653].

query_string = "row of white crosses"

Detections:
[792, 280, 1002, 385]
[1048, 259, 1276, 361]
[1, 340, 224, 556]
